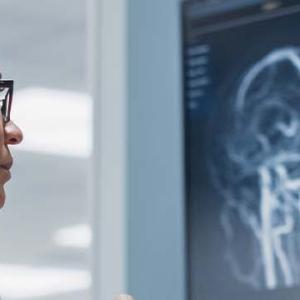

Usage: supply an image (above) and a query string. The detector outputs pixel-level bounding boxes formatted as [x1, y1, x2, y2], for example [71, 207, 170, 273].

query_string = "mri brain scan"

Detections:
[210, 48, 300, 290]
[184, 2, 300, 299]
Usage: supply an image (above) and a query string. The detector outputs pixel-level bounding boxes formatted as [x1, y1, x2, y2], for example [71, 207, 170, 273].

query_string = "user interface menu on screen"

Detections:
[183, 1, 300, 299]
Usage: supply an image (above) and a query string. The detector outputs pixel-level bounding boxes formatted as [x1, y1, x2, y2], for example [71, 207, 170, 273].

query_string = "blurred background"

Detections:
[0, 0, 181, 299]
[0, 0, 293, 300]
[0, 0, 185, 298]
[0, 0, 91, 299]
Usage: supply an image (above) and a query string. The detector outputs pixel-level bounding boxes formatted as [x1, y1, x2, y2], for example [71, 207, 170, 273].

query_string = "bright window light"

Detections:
[54, 223, 92, 249]
[13, 88, 91, 157]
[0, 264, 90, 299]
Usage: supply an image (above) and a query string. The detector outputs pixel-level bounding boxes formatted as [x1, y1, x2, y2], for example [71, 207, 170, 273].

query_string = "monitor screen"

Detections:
[183, 1, 300, 299]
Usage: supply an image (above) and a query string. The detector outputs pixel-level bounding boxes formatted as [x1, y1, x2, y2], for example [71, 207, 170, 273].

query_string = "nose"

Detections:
[4, 121, 23, 145]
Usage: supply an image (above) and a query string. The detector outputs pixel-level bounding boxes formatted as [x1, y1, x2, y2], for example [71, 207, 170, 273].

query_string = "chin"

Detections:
[0, 187, 6, 209]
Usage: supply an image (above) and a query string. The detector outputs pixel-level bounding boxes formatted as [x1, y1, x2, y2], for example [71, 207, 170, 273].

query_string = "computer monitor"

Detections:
[183, 1, 300, 299]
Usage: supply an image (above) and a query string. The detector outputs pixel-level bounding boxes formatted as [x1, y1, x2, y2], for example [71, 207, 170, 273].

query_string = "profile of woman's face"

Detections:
[0, 115, 23, 208]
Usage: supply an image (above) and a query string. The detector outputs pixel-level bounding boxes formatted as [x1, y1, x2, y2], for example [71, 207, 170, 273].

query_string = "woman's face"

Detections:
[0, 116, 23, 208]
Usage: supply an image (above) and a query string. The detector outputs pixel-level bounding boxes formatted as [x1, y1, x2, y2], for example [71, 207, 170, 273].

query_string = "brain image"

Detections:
[210, 47, 300, 290]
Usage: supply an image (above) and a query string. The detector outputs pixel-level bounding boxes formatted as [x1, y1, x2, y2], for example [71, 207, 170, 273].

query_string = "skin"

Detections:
[0, 116, 23, 208]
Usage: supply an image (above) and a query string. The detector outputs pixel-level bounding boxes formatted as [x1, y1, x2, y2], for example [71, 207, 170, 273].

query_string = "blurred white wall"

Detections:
[0, 0, 87, 91]
[89, 0, 127, 299]
[0, 1, 91, 300]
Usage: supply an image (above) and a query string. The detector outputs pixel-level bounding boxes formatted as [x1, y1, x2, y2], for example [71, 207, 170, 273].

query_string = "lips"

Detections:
[0, 159, 13, 171]
[0, 167, 11, 181]
[0, 159, 13, 183]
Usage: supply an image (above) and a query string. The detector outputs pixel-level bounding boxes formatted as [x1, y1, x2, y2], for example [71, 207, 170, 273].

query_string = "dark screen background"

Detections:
[184, 5, 300, 300]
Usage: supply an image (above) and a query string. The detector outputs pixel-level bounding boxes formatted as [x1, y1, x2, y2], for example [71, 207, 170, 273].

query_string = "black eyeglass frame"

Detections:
[0, 80, 13, 123]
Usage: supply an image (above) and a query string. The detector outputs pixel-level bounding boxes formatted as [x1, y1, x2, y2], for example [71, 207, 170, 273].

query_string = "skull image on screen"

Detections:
[210, 48, 300, 290]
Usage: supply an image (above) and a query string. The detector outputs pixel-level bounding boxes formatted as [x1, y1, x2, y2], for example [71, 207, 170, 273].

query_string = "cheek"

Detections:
[0, 127, 5, 147]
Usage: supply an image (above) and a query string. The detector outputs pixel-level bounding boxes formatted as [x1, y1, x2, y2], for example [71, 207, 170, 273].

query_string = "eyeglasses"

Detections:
[0, 80, 13, 123]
